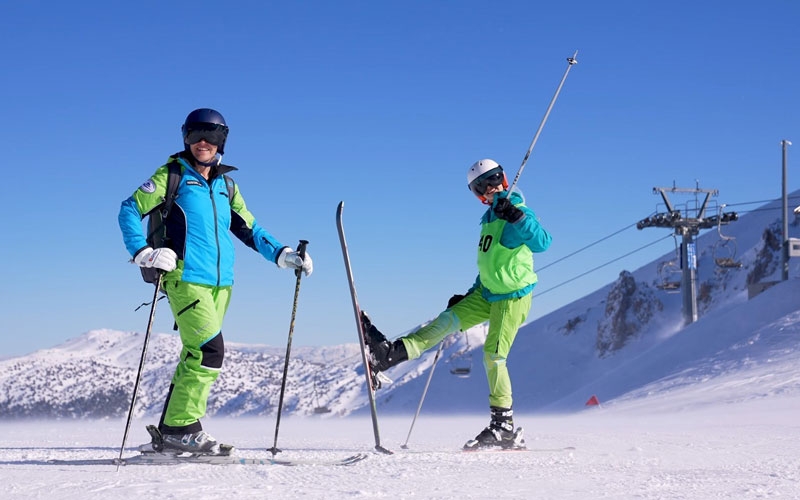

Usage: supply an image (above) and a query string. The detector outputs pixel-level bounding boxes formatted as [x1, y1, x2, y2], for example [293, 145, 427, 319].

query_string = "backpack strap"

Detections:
[223, 174, 236, 203]
[141, 161, 183, 286]
[162, 160, 182, 218]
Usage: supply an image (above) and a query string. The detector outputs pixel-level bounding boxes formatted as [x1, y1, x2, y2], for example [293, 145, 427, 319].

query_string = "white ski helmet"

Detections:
[467, 159, 508, 204]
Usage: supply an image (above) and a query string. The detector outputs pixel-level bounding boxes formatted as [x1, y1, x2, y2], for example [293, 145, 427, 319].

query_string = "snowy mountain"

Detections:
[0, 332, 364, 418]
[2, 193, 799, 420]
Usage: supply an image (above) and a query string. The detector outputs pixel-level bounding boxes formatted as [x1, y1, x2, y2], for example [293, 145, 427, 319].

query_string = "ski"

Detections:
[461, 446, 575, 453]
[462, 446, 528, 453]
[48, 452, 369, 467]
[336, 201, 393, 455]
[398, 446, 574, 455]
[266, 453, 368, 467]
[126, 451, 369, 466]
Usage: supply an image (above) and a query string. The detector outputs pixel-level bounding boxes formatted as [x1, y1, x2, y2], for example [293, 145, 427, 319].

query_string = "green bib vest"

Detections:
[477, 217, 537, 294]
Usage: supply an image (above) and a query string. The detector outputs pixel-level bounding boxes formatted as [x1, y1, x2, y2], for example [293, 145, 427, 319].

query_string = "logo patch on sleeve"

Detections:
[139, 179, 156, 193]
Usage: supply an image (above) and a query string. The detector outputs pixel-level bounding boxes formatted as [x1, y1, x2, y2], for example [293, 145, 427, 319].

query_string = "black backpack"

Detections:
[141, 160, 235, 284]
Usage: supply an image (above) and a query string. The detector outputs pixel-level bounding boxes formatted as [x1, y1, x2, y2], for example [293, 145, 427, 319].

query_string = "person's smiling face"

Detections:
[189, 139, 218, 164]
[483, 183, 504, 204]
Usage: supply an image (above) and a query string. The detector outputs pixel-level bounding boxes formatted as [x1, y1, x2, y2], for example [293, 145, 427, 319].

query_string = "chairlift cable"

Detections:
[535, 234, 673, 297]
[538, 220, 644, 272]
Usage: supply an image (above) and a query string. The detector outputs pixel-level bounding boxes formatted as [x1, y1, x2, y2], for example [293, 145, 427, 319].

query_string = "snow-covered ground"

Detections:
[3, 385, 799, 500]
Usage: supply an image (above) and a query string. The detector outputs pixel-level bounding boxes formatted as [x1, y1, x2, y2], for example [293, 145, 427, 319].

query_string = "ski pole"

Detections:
[400, 341, 444, 449]
[268, 240, 309, 457]
[508, 50, 578, 194]
[115, 273, 163, 471]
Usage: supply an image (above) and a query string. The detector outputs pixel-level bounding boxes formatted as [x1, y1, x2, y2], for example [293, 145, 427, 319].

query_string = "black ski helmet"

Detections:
[181, 108, 229, 154]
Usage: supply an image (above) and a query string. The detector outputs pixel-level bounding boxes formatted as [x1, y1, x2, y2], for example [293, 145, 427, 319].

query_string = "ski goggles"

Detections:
[183, 123, 228, 146]
[468, 167, 506, 196]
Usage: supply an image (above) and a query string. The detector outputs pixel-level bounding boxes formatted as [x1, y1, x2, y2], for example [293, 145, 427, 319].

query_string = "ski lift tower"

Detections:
[636, 183, 738, 325]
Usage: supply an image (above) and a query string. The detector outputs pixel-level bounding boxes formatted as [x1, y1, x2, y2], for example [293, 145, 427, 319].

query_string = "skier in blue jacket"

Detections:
[118, 108, 312, 454]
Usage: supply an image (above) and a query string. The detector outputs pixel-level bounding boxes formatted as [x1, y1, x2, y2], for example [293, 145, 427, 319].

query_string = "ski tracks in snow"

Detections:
[3, 410, 800, 499]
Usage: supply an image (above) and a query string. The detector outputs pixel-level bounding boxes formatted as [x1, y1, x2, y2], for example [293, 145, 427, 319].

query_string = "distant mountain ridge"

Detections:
[0, 330, 363, 419]
[2, 193, 799, 419]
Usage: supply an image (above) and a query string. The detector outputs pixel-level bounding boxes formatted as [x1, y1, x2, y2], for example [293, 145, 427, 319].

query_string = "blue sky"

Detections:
[2, 0, 798, 356]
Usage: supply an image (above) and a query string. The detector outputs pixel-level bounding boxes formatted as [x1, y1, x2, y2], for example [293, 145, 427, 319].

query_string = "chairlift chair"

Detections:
[713, 204, 742, 269]
[449, 333, 473, 378]
[655, 235, 682, 292]
[656, 260, 682, 292]
[712, 239, 742, 268]
[449, 352, 472, 378]
[312, 372, 331, 414]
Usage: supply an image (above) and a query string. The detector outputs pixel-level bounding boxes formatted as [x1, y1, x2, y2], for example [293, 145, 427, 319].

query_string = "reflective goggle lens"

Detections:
[469, 168, 505, 195]
[183, 123, 228, 146]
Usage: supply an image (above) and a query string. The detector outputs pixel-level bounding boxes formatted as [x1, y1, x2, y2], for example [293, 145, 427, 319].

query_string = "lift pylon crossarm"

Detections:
[652, 186, 719, 196]
[652, 186, 719, 219]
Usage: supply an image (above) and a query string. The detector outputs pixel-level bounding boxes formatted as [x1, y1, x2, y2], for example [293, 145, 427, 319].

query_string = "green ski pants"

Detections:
[160, 279, 231, 432]
[401, 287, 531, 408]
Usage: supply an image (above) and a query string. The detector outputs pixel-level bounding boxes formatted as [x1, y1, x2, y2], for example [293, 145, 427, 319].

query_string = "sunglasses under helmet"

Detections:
[467, 159, 508, 204]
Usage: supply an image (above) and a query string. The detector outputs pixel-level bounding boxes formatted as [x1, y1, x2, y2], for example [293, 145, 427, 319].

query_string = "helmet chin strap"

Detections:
[194, 153, 222, 168]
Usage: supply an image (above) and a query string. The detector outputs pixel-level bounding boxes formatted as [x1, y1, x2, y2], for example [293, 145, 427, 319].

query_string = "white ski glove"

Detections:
[134, 247, 178, 272]
[277, 248, 313, 277]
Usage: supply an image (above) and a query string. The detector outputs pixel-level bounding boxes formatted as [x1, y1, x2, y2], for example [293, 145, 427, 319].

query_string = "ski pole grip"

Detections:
[295, 240, 309, 278]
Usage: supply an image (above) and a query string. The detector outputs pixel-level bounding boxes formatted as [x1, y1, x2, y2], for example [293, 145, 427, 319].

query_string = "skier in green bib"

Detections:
[361, 158, 551, 449]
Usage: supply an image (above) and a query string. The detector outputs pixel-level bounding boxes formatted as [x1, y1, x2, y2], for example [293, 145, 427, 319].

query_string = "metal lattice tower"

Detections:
[637, 183, 738, 325]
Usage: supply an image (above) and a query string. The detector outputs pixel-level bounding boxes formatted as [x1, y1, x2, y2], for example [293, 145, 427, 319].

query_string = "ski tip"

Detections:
[462, 440, 478, 451]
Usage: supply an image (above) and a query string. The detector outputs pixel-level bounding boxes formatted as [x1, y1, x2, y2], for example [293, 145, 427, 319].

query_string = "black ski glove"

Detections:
[493, 197, 524, 223]
[447, 294, 466, 308]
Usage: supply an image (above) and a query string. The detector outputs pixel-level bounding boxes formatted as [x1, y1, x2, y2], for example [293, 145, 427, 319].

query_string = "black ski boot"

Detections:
[360, 311, 387, 349]
[143, 425, 234, 456]
[360, 311, 409, 373]
[463, 406, 524, 450]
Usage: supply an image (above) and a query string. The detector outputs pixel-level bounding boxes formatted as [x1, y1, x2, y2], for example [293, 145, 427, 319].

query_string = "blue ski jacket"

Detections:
[119, 154, 288, 287]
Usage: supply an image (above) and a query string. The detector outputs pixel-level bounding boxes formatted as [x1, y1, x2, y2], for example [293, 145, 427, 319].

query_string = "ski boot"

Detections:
[360, 311, 408, 389]
[463, 406, 525, 450]
[143, 425, 234, 456]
